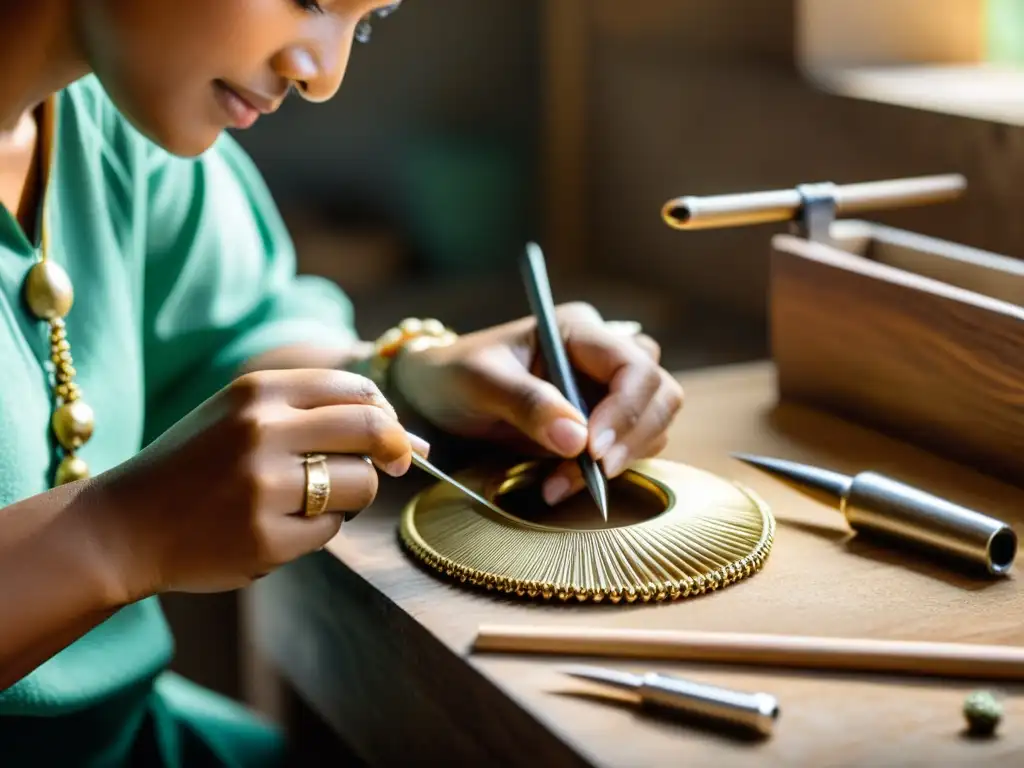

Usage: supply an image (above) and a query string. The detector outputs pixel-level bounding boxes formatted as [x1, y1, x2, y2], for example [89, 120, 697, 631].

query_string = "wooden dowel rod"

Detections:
[473, 625, 1024, 681]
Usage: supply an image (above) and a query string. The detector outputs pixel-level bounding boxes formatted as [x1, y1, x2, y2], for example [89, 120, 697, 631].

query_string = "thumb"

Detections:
[476, 361, 589, 458]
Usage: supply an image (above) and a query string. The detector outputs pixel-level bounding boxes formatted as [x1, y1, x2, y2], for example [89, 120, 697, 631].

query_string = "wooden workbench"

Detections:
[249, 361, 1024, 766]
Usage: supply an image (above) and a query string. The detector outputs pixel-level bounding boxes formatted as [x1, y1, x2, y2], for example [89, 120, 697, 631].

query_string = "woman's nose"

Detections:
[271, 33, 352, 104]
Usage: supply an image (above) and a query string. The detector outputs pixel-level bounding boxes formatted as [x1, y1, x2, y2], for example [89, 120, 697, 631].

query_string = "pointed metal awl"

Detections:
[730, 453, 852, 500]
[410, 452, 507, 516]
[564, 664, 644, 692]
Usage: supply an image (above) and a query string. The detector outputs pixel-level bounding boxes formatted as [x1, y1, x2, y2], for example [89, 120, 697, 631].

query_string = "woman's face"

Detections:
[77, 0, 399, 157]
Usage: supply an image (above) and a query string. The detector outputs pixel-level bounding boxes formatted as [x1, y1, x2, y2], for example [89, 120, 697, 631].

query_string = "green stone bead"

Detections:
[964, 690, 1002, 736]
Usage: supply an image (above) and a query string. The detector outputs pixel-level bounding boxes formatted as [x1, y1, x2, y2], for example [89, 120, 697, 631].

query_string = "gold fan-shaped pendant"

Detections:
[399, 458, 775, 604]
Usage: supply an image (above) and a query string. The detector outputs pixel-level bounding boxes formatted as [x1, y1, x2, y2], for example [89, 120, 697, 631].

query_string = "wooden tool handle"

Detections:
[474, 625, 1024, 681]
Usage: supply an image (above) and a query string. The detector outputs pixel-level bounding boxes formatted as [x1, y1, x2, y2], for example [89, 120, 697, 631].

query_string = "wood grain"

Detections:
[473, 625, 1024, 681]
[252, 362, 1024, 767]
[770, 223, 1024, 487]
[541, 0, 591, 273]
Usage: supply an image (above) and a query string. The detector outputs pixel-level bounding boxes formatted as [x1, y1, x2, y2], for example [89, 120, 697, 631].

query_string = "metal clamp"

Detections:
[791, 182, 838, 244]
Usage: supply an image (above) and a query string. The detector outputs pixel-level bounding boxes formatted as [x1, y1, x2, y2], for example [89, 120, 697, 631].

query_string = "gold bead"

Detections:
[24, 261, 74, 320]
[375, 326, 404, 353]
[421, 318, 446, 336]
[405, 335, 445, 355]
[52, 399, 95, 450]
[398, 317, 423, 336]
[55, 454, 90, 485]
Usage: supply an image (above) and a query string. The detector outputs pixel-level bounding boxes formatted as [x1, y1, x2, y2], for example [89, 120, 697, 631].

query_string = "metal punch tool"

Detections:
[733, 453, 1018, 576]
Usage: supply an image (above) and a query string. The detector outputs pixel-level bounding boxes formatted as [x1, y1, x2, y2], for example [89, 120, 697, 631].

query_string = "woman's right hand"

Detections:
[93, 368, 425, 599]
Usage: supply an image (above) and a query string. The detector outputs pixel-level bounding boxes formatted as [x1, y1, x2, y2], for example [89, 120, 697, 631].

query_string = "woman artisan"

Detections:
[0, 1, 684, 765]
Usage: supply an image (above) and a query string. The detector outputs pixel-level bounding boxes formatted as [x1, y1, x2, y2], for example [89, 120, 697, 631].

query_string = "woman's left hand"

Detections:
[391, 303, 685, 506]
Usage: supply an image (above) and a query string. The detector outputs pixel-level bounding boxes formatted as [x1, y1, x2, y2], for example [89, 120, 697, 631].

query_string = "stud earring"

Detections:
[355, 16, 373, 44]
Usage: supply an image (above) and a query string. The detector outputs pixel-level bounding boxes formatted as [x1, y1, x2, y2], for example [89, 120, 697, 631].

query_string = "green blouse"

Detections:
[0, 76, 358, 765]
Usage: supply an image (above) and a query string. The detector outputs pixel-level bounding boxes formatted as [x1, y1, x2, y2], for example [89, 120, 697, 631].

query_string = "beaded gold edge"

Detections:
[398, 460, 776, 605]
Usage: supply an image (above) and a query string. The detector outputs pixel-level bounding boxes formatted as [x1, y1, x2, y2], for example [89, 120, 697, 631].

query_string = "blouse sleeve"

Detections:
[140, 133, 359, 442]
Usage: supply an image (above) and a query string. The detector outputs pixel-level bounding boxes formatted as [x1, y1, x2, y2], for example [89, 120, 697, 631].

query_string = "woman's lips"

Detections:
[213, 80, 261, 129]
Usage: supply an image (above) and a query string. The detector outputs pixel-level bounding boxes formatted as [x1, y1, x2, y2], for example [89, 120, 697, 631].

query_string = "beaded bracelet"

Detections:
[367, 318, 458, 391]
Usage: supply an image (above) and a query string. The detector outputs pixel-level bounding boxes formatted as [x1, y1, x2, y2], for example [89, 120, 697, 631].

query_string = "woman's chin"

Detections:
[148, 122, 223, 158]
[121, 107, 224, 158]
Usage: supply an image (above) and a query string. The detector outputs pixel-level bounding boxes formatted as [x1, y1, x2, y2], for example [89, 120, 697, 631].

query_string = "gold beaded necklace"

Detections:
[21, 95, 94, 486]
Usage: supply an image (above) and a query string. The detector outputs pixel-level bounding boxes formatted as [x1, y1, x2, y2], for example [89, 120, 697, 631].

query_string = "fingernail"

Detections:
[592, 429, 616, 459]
[407, 432, 431, 457]
[546, 418, 588, 457]
[543, 476, 572, 506]
[603, 444, 629, 477]
[384, 458, 410, 478]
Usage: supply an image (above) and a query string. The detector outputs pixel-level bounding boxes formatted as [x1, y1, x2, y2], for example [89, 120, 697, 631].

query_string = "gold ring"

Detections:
[303, 453, 331, 517]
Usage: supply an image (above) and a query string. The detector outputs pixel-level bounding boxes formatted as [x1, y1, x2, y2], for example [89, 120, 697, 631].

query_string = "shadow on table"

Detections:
[775, 518, 1004, 592]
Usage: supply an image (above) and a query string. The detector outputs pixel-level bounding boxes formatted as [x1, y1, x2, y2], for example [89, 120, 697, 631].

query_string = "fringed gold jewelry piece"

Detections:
[399, 458, 775, 604]
[21, 96, 94, 486]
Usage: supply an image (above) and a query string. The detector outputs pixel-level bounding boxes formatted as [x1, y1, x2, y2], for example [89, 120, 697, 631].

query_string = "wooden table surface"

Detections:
[251, 361, 1024, 767]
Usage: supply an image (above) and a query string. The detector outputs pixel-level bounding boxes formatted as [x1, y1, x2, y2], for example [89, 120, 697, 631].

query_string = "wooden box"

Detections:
[770, 220, 1024, 485]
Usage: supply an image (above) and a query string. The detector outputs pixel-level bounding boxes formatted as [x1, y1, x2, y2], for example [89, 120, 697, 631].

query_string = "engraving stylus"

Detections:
[520, 242, 609, 521]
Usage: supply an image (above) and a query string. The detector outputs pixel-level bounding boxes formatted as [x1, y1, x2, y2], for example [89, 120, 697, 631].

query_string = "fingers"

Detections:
[561, 320, 647, 387]
[541, 428, 671, 507]
[595, 370, 683, 478]
[271, 453, 380, 518]
[539, 358, 681, 506]
[603, 320, 643, 337]
[233, 368, 397, 416]
[285, 404, 427, 477]
[633, 334, 661, 364]
[602, 319, 660, 363]
[467, 348, 590, 459]
[322, 454, 380, 514]
[557, 317, 682, 468]
[587, 361, 663, 459]
[258, 510, 346, 571]
[257, 453, 379, 565]
[541, 461, 583, 506]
